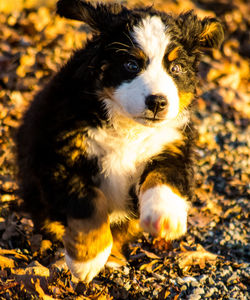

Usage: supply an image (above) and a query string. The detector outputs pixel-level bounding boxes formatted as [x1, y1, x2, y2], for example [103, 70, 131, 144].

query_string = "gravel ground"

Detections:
[0, 0, 249, 299]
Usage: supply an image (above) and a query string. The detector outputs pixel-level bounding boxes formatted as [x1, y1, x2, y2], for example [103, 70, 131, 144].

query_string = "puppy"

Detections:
[16, 0, 223, 282]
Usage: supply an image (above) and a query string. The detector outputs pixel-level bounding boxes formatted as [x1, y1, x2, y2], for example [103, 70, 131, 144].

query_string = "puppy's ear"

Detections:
[177, 11, 224, 51]
[57, 0, 127, 33]
[199, 18, 224, 49]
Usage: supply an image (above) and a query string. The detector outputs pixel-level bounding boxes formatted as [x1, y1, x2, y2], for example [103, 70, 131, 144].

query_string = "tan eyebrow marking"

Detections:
[167, 46, 181, 61]
[130, 48, 147, 61]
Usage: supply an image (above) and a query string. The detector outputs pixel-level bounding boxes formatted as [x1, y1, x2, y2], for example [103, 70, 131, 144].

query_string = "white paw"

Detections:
[139, 185, 189, 240]
[65, 243, 112, 283]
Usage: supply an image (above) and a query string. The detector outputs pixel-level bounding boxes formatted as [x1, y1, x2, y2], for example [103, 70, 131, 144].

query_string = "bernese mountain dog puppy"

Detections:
[16, 0, 224, 282]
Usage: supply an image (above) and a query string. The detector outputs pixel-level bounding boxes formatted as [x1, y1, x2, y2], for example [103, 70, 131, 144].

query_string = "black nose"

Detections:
[145, 94, 168, 114]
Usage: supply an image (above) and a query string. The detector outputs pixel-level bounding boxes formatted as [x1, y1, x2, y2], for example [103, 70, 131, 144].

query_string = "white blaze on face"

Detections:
[113, 16, 179, 121]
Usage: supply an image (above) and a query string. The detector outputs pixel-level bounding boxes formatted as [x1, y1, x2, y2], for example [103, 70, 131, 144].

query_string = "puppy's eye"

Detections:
[170, 64, 182, 74]
[124, 60, 140, 73]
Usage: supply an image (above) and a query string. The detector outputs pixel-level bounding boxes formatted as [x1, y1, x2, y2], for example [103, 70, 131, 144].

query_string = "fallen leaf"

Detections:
[0, 255, 16, 268]
[178, 244, 217, 270]
[34, 278, 54, 300]
[139, 259, 159, 272]
[140, 249, 161, 259]
[188, 211, 211, 228]
[0, 249, 28, 262]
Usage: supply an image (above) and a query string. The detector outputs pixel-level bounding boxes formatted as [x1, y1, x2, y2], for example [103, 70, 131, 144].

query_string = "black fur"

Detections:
[16, 1, 223, 240]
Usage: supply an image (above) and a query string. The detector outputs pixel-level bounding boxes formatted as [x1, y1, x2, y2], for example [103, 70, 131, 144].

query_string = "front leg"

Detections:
[64, 188, 113, 282]
[139, 169, 191, 241]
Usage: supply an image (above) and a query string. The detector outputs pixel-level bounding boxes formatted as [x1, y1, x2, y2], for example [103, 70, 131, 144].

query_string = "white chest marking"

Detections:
[87, 116, 183, 223]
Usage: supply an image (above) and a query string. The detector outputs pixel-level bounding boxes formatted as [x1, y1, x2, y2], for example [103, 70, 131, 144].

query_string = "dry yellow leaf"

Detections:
[0, 0, 22, 13]
[178, 244, 217, 270]
[16, 65, 26, 78]
[13, 261, 50, 277]
[0, 255, 16, 268]
[20, 54, 35, 67]
[0, 249, 28, 263]
[139, 259, 159, 272]
[1, 194, 14, 202]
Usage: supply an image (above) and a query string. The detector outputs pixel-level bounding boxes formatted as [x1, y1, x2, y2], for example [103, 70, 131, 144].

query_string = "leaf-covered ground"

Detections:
[0, 0, 249, 299]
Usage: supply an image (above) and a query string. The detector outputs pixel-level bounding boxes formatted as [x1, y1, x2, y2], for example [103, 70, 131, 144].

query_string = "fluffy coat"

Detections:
[16, 0, 224, 282]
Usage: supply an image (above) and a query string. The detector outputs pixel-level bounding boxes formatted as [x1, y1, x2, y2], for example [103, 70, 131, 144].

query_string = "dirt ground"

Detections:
[0, 0, 249, 299]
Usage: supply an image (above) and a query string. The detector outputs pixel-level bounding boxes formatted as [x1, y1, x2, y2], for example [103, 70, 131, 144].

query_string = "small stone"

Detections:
[152, 286, 161, 296]
[199, 274, 208, 283]
[220, 239, 226, 246]
[204, 287, 216, 297]
[227, 272, 238, 284]
[208, 277, 215, 285]
[191, 281, 199, 287]
[20, 261, 50, 277]
[210, 221, 216, 227]
[207, 231, 214, 237]
[124, 281, 131, 290]
[152, 272, 165, 281]
[188, 294, 201, 300]
[229, 223, 235, 230]
[177, 277, 185, 285]
[182, 276, 197, 284]
[230, 286, 240, 292]
[221, 268, 231, 277]
[181, 285, 187, 291]
[230, 291, 240, 298]
[242, 270, 250, 279]
[217, 281, 228, 292]
[193, 288, 205, 295]
[114, 277, 123, 286]
[122, 266, 130, 275]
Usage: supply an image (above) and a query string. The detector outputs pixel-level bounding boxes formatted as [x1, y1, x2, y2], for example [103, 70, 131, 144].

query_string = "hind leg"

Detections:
[107, 219, 142, 267]
[63, 189, 113, 283]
